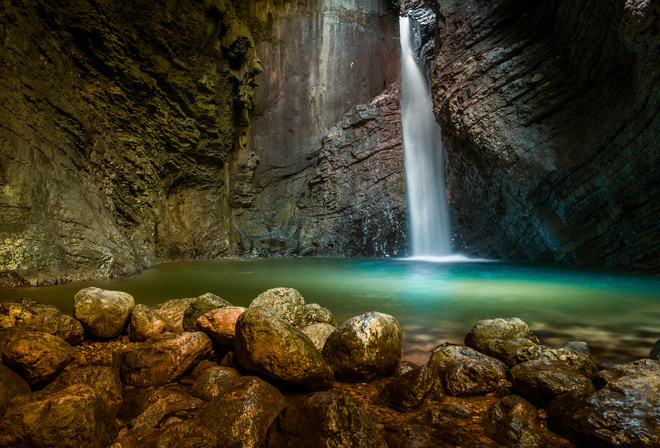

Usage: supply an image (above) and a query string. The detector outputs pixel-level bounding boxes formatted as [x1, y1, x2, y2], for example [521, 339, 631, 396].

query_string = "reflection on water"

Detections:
[1, 258, 659, 364]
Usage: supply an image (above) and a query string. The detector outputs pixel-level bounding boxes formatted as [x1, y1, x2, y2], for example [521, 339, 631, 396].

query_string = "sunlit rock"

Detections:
[74, 287, 135, 338]
[0, 300, 84, 345]
[196, 306, 246, 348]
[182, 293, 232, 332]
[153, 298, 195, 334]
[129, 304, 172, 342]
[465, 317, 540, 355]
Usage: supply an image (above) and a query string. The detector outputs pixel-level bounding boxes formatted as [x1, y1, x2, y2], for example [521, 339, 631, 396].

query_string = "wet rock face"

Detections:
[74, 287, 135, 338]
[0, 301, 84, 345]
[433, 0, 660, 271]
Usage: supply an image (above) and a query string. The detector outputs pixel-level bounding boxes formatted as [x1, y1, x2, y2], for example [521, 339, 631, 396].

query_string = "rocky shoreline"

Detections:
[1, 287, 659, 447]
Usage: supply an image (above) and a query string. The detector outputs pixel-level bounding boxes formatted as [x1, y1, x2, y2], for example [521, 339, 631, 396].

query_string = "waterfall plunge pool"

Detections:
[2, 258, 659, 365]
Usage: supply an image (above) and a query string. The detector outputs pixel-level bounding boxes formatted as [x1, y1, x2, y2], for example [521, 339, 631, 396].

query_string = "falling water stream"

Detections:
[400, 16, 452, 257]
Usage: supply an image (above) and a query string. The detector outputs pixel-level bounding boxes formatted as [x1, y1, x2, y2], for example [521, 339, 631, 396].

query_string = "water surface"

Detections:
[2, 258, 659, 364]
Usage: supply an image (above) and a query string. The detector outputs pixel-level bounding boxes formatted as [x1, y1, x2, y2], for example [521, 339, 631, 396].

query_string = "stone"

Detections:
[196, 306, 246, 347]
[510, 359, 595, 407]
[74, 287, 135, 338]
[379, 365, 440, 411]
[426, 343, 507, 396]
[1, 331, 77, 387]
[489, 395, 550, 448]
[300, 303, 337, 327]
[483, 337, 536, 362]
[120, 332, 213, 387]
[182, 293, 232, 332]
[129, 391, 205, 430]
[508, 344, 598, 377]
[557, 341, 591, 358]
[235, 307, 333, 390]
[153, 298, 195, 334]
[0, 361, 30, 412]
[118, 421, 217, 448]
[650, 338, 660, 360]
[0, 384, 117, 448]
[464, 318, 540, 354]
[264, 390, 388, 448]
[0, 301, 84, 345]
[548, 360, 660, 448]
[249, 287, 307, 327]
[44, 365, 123, 415]
[322, 312, 402, 381]
[592, 359, 660, 389]
[198, 376, 286, 448]
[191, 366, 242, 401]
[300, 323, 336, 351]
[128, 304, 172, 342]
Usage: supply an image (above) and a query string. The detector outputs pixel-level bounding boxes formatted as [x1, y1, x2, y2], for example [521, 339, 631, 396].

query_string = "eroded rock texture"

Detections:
[434, 0, 660, 271]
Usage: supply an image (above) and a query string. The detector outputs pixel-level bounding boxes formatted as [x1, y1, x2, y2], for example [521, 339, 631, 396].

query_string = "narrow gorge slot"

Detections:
[400, 14, 452, 258]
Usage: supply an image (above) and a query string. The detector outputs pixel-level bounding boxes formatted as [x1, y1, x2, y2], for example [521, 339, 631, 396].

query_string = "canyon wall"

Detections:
[433, 0, 660, 271]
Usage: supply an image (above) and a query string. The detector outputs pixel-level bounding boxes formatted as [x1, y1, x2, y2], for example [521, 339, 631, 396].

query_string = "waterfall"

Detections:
[400, 15, 452, 257]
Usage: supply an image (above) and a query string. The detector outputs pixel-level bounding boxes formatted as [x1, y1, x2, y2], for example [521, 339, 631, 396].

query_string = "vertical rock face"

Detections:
[433, 0, 660, 271]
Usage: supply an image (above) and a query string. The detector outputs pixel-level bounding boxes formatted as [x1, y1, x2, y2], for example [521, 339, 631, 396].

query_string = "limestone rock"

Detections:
[120, 332, 213, 387]
[264, 390, 388, 448]
[74, 287, 135, 338]
[44, 365, 123, 415]
[489, 395, 550, 448]
[510, 359, 595, 407]
[182, 293, 232, 332]
[322, 312, 402, 381]
[300, 323, 336, 351]
[196, 306, 246, 347]
[192, 366, 242, 401]
[128, 304, 172, 342]
[0, 301, 84, 345]
[235, 307, 333, 390]
[379, 365, 439, 411]
[1, 331, 77, 387]
[198, 376, 286, 448]
[426, 343, 507, 396]
[153, 298, 195, 334]
[0, 361, 30, 412]
[508, 344, 598, 377]
[0, 384, 117, 448]
[464, 318, 540, 354]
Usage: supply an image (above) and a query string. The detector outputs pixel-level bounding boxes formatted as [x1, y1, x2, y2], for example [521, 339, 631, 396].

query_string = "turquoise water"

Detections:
[1, 258, 659, 363]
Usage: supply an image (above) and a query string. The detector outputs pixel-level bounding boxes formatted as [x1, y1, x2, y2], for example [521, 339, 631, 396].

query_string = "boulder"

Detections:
[557, 341, 591, 358]
[192, 366, 242, 401]
[128, 304, 172, 342]
[483, 337, 536, 362]
[44, 365, 123, 414]
[592, 358, 660, 389]
[129, 391, 205, 430]
[73, 287, 135, 338]
[379, 365, 440, 411]
[117, 421, 217, 448]
[0, 301, 84, 345]
[196, 306, 246, 347]
[198, 376, 286, 448]
[153, 297, 195, 333]
[465, 318, 540, 353]
[0, 384, 117, 448]
[510, 359, 595, 407]
[489, 395, 550, 448]
[121, 332, 213, 387]
[182, 293, 232, 332]
[426, 343, 507, 396]
[1, 331, 77, 387]
[548, 360, 660, 448]
[264, 390, 388, 448]
[0, 361, 30, 412]
[235, 307, 333, 390]
[650, 338, 660, 360]
[249, 287, 336, 328]
[300, 323, 336, 351]
[300, 303, 337, 327]
[322, 312, 402, 381]
[508, 344, 598, 377]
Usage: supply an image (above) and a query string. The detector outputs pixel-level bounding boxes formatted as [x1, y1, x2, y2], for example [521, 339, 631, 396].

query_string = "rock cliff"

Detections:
[433, 0, 660, 271]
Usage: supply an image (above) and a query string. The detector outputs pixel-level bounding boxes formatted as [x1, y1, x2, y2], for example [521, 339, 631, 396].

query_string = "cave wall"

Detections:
[433, 0, 660, 271]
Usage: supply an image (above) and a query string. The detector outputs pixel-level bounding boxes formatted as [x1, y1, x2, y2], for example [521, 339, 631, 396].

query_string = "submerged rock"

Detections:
[0, 384, 117, 448]
[128, 304, 172, 342]
[235, 307, 333, 390]
[198, 376, 286, 448]
[322, 312, 402, 381]
[0, 301, 84, 345]
[74, 287, 135, 338]
[264, 390, 388, 448]
[182, 293, 232, 332]
[120, 332, 213, 387]
[196, 306, 246, 348]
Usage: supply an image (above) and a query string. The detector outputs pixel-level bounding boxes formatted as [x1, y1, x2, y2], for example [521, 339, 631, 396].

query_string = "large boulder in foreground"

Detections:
[235, 307, 333, 390]
[0, 362, 30, 412]
[128, 304, 172, 342]
[465, 317, 540, 355]
[379, 365, 440, 411]
[426, 343, 507, 396]
[44, 365, 123, 415]
[121, 332, 213, 387]
[249, 288, 335, 328]
[74, 287, 135, 338]
[198, 376, 286, 448]
[0, 301, 84, 345]
[0, 384, 117, 448]
[322, 312, 402, 381]
[1, 331, 77, 387]
[182, 293, 232, 332]
[508, 344, 598, 377]
[489, 394, 550, 448]
[264, 390, 388, 448]
[549, 359, 660, 448]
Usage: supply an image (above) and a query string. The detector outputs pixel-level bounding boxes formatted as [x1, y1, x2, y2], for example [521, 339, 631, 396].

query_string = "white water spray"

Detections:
[400, 16, 452, 257]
